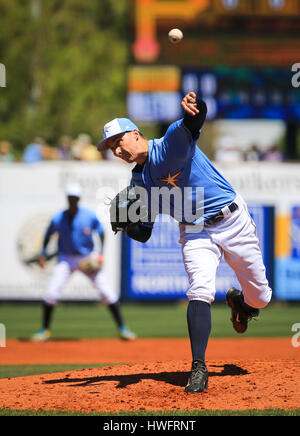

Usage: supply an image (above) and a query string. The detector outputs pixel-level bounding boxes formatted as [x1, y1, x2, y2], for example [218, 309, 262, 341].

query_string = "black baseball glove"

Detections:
[109, 184, 149, 234]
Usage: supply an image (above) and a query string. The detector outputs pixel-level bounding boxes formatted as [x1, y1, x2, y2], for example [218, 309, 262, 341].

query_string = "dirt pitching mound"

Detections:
[0, 359, 299, 412]
[0, 338, 299, 412]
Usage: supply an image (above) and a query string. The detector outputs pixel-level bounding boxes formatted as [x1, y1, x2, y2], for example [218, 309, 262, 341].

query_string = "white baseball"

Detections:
[168, 28, 183, 44]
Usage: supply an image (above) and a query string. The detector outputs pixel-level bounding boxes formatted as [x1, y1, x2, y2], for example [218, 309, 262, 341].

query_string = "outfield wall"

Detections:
[0, 161, 299, 301]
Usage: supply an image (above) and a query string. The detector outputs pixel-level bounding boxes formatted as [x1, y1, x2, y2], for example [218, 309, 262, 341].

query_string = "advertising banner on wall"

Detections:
[275, 205, 300, 300]
[121, 205, 274, 301]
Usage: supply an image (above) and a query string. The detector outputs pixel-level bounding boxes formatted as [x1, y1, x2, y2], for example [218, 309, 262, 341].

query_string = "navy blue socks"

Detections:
[187, 300, 212, 362]
[42, 303, 54, 330]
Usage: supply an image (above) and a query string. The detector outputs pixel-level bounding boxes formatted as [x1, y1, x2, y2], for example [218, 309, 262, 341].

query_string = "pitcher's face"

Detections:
[105, 130, 145, 163]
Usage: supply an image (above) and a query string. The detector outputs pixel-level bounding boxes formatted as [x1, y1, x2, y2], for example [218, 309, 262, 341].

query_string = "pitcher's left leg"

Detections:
[223, 211, 272, 310]
[214, 201, 272, 333]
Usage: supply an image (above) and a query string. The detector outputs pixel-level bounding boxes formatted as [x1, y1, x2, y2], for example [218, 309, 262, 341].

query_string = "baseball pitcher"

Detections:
[97, 92, 272, 393]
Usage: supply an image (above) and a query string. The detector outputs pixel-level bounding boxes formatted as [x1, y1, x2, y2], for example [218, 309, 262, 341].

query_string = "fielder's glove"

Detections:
[109, 184, 148, 234]
[78, 253, 103, 274]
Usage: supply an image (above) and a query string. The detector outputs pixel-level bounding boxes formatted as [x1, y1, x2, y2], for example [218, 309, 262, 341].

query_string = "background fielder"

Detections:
[32, 183, 136, 342]
[97, 91, 272, 393]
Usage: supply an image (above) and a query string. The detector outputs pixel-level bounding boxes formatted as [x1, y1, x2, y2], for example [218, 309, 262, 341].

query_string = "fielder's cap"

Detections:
[65, 182, 82, 198]
[97, 118, 140, 151]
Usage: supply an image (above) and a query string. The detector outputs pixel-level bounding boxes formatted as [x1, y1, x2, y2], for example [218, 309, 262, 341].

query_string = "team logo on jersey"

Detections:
[160, 169, 183, 188]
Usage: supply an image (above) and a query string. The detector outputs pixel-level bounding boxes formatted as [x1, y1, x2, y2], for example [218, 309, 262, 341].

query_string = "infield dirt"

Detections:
[0, 338, 299, 412]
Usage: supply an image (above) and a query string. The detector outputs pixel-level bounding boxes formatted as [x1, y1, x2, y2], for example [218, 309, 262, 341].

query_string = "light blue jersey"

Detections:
[131, 119, 236, 227]
[42, 207, 104, 256]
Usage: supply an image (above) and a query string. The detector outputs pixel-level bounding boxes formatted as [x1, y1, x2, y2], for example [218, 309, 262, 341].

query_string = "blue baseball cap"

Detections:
[97, 118, 140, 151]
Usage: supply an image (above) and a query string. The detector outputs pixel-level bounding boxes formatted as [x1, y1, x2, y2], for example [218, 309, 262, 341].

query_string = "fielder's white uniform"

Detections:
[44, 254, 118, 306]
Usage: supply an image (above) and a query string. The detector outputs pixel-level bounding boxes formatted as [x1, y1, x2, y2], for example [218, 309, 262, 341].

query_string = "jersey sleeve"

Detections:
[183, 98, 207, 139]
[41, 218, 57, 256]
[162, 97, 206, 160]
[162, 119, 198, 162]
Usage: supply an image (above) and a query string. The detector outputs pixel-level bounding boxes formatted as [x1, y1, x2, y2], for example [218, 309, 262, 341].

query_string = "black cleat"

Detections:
[185, 360, 208, 393]
[226, 288, 259, 334]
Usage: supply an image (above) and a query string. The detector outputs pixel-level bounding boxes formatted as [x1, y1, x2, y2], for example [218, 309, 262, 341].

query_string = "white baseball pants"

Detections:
[43, 254, 118, 306]
[180, 194, 272, 309]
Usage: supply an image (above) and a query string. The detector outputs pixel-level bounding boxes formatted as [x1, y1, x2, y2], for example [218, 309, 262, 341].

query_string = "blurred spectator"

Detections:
[262, 145, 283, 162]
[72, 133, 101, 161]
[244, 144, 263, 162]
[214, 136, 243, 165]
[0, 140, 14, 162]
[22, 137, 45, 163]
[23, 137, 58, 163]
[43, 145, 59, 160]
[57, 135, 73, 160]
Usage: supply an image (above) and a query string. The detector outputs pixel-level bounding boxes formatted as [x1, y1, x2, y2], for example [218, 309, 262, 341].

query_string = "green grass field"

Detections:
[1, 301, 299, 340]
[0, 301, 299, 417]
